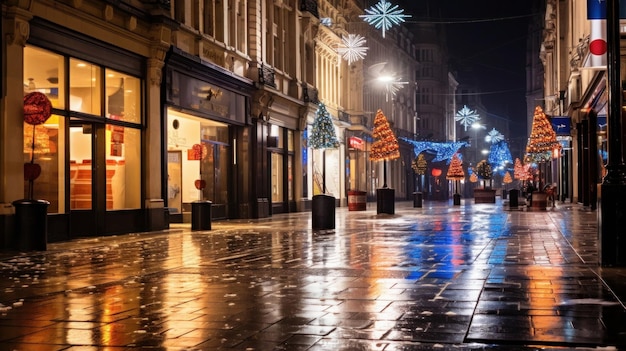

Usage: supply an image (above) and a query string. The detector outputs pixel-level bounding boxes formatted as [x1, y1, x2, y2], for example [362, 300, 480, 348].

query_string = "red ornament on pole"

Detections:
[23, 92, 52, 125]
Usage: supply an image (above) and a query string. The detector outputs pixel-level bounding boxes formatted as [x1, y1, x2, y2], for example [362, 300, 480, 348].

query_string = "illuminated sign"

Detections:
[349, 136, 365, 150]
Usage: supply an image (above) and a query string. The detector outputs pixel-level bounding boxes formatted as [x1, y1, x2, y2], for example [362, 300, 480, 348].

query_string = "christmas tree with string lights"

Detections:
[476, 160, 492, 188]
[411, 153, 427, 175]
[370, 109, 400, 161]
[446, 153, 465, 180]
[503, 171, 513, 185]
[526, 106, 560, 163]
[309, 102, 339, 150]
[447, 153, 465, 198]
[309, 102, 339, 195]
[469, 172, 478, 183]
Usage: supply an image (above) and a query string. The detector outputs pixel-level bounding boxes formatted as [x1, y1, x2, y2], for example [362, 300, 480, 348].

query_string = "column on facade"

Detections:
[145, 24, 171, 223]
[2, 7, 32, 204]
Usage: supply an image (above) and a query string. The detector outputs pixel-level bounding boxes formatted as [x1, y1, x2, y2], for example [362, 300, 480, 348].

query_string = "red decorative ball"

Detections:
[23, 92, 52, 125]
[24, 163, 41, 181]
[194, 179, 206, 190]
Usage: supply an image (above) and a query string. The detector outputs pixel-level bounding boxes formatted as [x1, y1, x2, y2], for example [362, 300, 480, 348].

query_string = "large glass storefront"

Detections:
[23, 45, 142, 236]
[166, 109, 230, 220]
[269, 125, 295, 213]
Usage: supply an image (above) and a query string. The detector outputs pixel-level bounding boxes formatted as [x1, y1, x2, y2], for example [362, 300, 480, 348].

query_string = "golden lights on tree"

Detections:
[525, 106, 561, 163]
[503, 171, 513, 184]
[469, 172, 478, 183]
[369, 109, 400, 161]
[411, 153, 427, 175]
[446, 153, 465, 180]
[513, 158, 532, 181]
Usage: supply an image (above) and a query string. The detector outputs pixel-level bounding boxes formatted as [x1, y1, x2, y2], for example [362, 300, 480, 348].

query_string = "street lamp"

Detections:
[471, 122, 486, 163]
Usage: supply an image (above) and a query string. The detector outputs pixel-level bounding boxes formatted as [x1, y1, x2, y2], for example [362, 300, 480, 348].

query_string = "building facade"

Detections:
[1, 0, 427, 247]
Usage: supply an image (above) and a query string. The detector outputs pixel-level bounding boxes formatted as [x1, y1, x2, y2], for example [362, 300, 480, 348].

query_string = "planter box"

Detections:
[530, 192, 547, 210]
[474, 189, 496, 204]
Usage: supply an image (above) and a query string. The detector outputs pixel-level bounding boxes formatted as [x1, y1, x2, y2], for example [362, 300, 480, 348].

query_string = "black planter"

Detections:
[509, 189, 519, 208]
[12, 199, 50, 251]
[191, 200, 212, 230]
[377, 188, 395, 214]
[453, 193, 461, 206]
[312, 194, 335, 230]
[413, 192, 422, 208]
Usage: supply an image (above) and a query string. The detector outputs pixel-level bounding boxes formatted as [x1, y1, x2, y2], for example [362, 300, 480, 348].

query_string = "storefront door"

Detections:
[69, 121, 104, 236]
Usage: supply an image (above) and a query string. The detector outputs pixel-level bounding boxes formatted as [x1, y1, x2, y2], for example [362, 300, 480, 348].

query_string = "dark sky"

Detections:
[398, 0, 539, 141]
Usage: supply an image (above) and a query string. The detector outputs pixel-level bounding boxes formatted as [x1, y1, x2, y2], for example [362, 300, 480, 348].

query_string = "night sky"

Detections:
[397, 0, 539, 143]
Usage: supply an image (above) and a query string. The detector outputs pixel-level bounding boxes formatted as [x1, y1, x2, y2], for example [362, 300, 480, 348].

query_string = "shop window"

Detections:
[23, 46, 65, 109]
[106, 69, 141, 124]
[69, 58, 101, 114]
[106, 126, 141, 209]
[271, 152, 284, 202]
[23, 115, 67, 213]
[25, 45, 143, 213]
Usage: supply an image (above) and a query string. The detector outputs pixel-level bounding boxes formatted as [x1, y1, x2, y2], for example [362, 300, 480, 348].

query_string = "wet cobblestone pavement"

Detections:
[0, 200, 625, 350]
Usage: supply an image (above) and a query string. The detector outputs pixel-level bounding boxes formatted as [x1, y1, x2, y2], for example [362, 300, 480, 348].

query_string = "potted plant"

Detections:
[13, 92, 53, 251]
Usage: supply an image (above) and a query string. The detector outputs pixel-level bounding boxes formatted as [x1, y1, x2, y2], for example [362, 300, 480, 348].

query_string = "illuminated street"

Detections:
[0, 200, 625, 350]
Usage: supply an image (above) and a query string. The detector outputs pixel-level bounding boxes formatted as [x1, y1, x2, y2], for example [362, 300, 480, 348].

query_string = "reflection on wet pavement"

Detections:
[0, 201, 625, 350]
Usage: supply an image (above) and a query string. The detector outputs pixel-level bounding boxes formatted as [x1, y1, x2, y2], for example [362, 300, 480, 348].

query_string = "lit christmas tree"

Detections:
[469, 172, 478, 183]
[309, 102, 339, 193]
[309, 102, 339, 149]
[476, 160, 492, 188]
[370, 109, 400, 161]
[447, 153, 465, 196]
[411, 153, 427, 175]
[370, 109, 400, 188]
[525, 106, 560, 163]
[503, 171, 513, 185]
[446, 153, 465, 180]
[488, 140, 513, 174]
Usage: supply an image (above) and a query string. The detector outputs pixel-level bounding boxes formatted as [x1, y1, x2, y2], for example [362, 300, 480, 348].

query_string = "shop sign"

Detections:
[349, 136, 365, 151]
[551, 116, 571, 136]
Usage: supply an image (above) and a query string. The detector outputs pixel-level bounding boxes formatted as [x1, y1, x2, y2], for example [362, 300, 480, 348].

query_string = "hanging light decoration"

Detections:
[337, 34, 369, 64]
[360, 0, 411, 38]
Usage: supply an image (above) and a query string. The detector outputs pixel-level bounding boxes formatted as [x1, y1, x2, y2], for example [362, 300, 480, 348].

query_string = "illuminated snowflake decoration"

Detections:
[455, 105, 480, 131]
[320, 18, 332, 27]
[485, 128, 504, 144]
[360, 0, 411, 38]
[381, 76, 408, 97]
[337, 34, 369, 64]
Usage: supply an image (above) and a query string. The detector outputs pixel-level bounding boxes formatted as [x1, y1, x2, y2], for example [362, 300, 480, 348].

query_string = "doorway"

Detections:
[69, 122, 102, 236]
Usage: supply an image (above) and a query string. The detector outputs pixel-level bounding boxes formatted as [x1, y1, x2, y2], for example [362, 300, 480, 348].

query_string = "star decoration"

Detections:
[381, 76, 408, 97]
[455, 105, 480, 131]
[486, 128, 504, 144]
[337, 34, 369, 64]
[360, 0, 411, 38]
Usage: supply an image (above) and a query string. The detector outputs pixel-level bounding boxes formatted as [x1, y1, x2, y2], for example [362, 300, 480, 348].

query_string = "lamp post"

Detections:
[471, 122, 485, 164]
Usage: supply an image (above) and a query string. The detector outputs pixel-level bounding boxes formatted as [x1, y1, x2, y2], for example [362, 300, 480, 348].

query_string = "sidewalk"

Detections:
[0, 199, 625, 350]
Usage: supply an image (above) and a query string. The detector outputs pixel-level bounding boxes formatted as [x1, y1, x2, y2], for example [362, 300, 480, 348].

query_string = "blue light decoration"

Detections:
[488, 140, 513, 175]
[400, 138, 469, 164]
[359, 0, 411, 38]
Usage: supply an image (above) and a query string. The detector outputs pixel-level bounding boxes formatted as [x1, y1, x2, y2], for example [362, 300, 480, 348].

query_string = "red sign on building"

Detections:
[349, 136, 365, 151]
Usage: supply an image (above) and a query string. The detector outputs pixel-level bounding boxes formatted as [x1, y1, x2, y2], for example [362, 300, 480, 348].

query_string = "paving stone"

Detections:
[0, 201, 625, 349]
